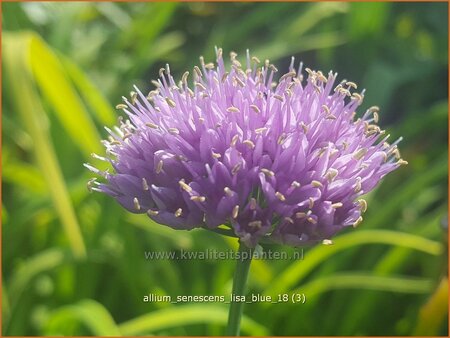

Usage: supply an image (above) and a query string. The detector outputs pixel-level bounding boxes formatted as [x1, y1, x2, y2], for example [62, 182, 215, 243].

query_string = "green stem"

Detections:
[226, 241, 254, 336]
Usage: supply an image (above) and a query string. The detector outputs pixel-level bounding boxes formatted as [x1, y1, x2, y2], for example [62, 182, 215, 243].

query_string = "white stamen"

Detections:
[145, 122, 159, 129]
[326, 168, 338, 182]
[299, 122, 308, 133]
[190, 196, 206, 202]
[277, 133, 287, 145]
[156, 160, 163, 174]
[373, 112, 379, 123]
[269, 64, 278, 72]
[231, 163, 241, 175]
[195, 82, 207, 91]
[279, 71, 296, 82]
[178, 179, 192, 193]
[261, 168, 274, 177]
[296, 212, 306, 218]
[227, 106, 240, 113]
[322, 105, 330, 114]
[275, 191, 286, 202]
[358, 199, 368, 213]
[255, 127, 267, 134]
[147, 209, 159, 216]
[250, 105, 261, 113]
[243, 140, 255, 149]
[175, 208, 182, 217]
[353, 216, 363, 228]
[230, 134, 239, 147]
[346, 81, 357, 89]
[273, 94, 284, 102]
[221, 72, 229, 83]
[133, 197, 141, 211]
[232, 205, 239, 219]
[353, 148, 367, 160]
[142, 178, 149, 191]
[212, 151, 221, 159]
[351, 93, 363, 102]
[355, 177, 362, 192]
[122, 132, 133, 141]
[168, 128, 180, 135]
[193, 66, 203, 78]
[130, 91, 137, 105]
[224, 187, 233, 196]
[165, 97, 176, 108]
[182, 71, 189, 84]
[284, 217, 294, 224]
[248, 220, 262, 228]
[291, 181, 301, 188]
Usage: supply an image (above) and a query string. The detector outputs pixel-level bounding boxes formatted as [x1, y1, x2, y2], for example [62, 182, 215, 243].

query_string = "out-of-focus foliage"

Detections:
[2, 2, 448, 336]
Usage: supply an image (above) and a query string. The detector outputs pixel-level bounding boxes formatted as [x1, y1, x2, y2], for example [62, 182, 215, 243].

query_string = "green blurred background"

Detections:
[2, 1, 448, 336]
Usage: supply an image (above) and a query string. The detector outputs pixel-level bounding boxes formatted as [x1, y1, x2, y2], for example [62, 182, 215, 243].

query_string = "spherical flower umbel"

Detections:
[86, 48, 406, 247]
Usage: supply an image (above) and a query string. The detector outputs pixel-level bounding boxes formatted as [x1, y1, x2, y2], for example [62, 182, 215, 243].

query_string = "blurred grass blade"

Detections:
[9, 248, 67, 303]
[119, 2, 178, 48]
[414, 277, 448, 335]
[3, 32, 87, 258]
[2, 161, 46, 194]
[28, 34, 102, 157]
[294, 273, 433, 298]
[126, 213, 193, 248]
[329, 205, 447, 334]
[2, 282, 11, 325]
[264, 230, 442, 297]
[365, 158, 447, 229]
[281, 2, 348, 39]
[45, 299, 121, 336]
[60, 55, 116, 126]
[2, 204, 8, 224]
[253, 31, 347, 62]
[118, 304, 268, 336]
[347, 2, 390, 39]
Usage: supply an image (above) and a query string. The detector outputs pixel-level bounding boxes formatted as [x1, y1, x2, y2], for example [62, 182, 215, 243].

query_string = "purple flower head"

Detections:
[86, 48, 406, 247]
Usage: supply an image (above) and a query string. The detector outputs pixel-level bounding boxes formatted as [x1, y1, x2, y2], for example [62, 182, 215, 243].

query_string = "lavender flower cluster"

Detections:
[86, 48, 405, 247]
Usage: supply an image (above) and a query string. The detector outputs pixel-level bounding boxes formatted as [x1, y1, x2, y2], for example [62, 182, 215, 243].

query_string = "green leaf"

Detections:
[347, 2, 390, 39]
[294, 273, 433, 298]
[28, 34, 102, 157]
[3, 32, 87, 258]
[2, 161, 47, 194]
[9, 248, 68, 303]
[414, 278, 448, 336]
[60, 55, 116, 126]
[252, 31, 348, 62]
[264, 230, 442, 297]
[280, 2, 348, 39]
[45, 299, 121, 336]
[118, 304, 268, 336]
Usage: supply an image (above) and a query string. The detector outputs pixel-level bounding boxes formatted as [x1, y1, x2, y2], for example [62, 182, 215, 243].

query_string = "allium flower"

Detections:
[86, 48, 406, 247]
